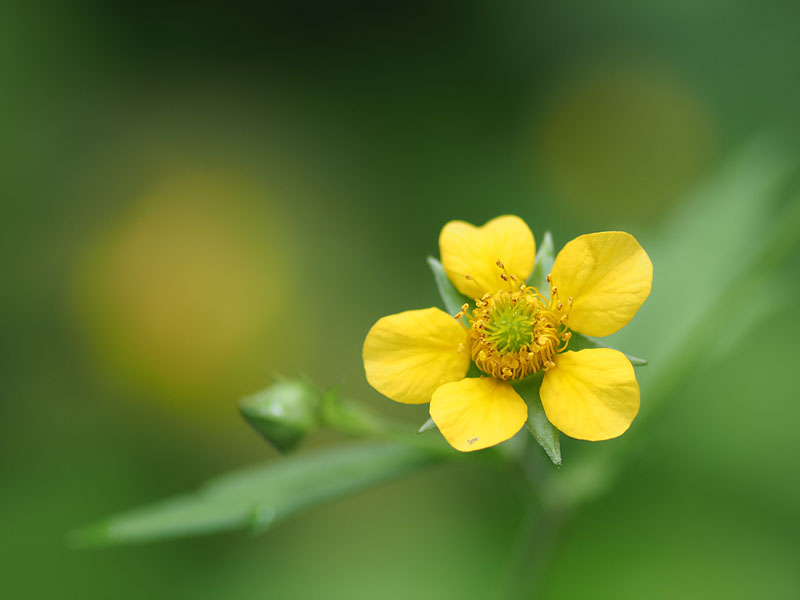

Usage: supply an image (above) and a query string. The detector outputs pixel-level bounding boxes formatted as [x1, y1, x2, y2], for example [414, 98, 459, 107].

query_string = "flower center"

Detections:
[457, 270, 573, 381]
[484, 295, 536, 352]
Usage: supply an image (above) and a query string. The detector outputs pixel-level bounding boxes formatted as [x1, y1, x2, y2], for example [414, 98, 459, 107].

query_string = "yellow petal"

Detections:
[363, 308, 469, 405]
[440, 215, 535, 299]
[430, 377, 527, 452]
[550, 231, 652, 337]
[540, 349, 639, 441]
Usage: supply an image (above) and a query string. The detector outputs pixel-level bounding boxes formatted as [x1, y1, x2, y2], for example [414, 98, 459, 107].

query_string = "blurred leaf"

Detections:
[624, 138, 800, 422]
[632, 137, 800, 375]
[567, 332, 648, 367]
[528, 231, 554, 292]
[72, 442, 439, 546]
[427, 256, 472, 317]
[240, 380, 320, 453]
[702, 268, 795, 367]
[513, 374, 561, 466]
[560, 138, 800, 507]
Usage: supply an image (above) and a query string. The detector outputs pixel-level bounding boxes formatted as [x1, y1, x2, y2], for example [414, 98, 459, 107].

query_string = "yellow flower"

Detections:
[363, 216, 653, 452]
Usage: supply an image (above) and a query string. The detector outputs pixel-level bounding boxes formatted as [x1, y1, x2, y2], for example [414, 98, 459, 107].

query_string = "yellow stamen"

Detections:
[454, 303, 470, 323]
[464, 273, 573, 381]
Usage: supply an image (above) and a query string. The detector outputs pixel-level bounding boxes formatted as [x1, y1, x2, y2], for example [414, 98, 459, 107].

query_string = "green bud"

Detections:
[240, 380, 320, 453]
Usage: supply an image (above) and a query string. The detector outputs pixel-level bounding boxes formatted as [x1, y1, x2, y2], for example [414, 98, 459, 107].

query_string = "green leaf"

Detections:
[427, 256, 472, 317]
[568, 332, 648, 367]
[71, 442, 439, 547]
[513, 374, 561, 466]
[527, 231, 554, 292]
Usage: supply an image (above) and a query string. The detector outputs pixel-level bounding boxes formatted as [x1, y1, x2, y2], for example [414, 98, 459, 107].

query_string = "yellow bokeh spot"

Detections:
[536, 63, 715, 223]
[73, 171, 288, 409]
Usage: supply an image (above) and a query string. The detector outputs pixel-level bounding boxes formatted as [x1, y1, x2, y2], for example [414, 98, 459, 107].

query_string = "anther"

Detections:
[454, 303, 469, 321]
[557, 301, 563, 310]
[496, 260, 505, 269]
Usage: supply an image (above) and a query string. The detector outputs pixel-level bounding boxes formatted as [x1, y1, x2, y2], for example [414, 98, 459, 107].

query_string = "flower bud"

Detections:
[239, 380, 320, 453]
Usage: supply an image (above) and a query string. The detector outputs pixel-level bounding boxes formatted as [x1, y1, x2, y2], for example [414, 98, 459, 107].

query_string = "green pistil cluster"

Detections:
[484, 299, 535, 352]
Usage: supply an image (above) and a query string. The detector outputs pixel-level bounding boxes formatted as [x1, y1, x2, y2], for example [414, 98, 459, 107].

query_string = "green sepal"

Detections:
[319, 387, 385, 437]
[240, 380, 320, 453]
[567, 332, 648, 367]
[512, 373, 562, 467]
[427, 256, 472, 317]
[417, 417, 437, 434]
[527, 231, 554, 292]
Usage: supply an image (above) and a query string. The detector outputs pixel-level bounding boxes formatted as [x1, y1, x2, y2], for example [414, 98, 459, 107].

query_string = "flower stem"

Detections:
[502, 447, 571, 598]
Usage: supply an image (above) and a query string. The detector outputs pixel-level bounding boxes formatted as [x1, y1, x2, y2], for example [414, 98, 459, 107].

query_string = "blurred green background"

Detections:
[3, 1, 800, 598]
